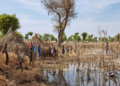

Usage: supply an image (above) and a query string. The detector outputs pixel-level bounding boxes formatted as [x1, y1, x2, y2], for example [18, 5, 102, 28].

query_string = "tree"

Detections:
[0, 13, 20, 36]
[27, 32, 33, 36]
[101, 37, 108, 42]
[42, 34, 50, 41]
[68, 35, 74, 41]
[73, 32, 81, 42]
[86, 34, 93, 42]
[81, 32, 88, 41]
[15, 32, 24, 40]
[25, 34, 29, 41]
[50, 35, 57, 41]
[41, 0, 77, 47]
[62, 32, 67, 42]
[92, 37, 97, 42]
[114, 34, 120, 42]
[38, 34, 43, 40]
[108, 36, 114, 42]
[76, 36, 81, 42]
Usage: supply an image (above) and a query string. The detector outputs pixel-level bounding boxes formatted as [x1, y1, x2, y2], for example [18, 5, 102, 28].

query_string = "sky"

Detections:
[0, 0, 120, 38]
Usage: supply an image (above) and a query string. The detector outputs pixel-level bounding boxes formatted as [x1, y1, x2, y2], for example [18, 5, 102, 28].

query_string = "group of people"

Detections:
[61, 43, 77, 56]
[28, 42, 42, 57]
[49, 45, 57, 57]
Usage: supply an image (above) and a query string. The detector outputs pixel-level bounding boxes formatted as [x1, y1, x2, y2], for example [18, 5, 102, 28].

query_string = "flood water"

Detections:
[39, 62, 120, 86]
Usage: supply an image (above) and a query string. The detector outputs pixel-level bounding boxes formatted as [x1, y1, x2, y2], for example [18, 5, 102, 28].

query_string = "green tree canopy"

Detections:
[42, 33, 50, 41]
[15, 32, 23, 40]
[114, 34, 120, 42]
[50, 35, 57, 41]
[62, 32, 67, 42]
[25, 34, 29, 41]
[92, 37, 97, 42]
[68, 35, 74, 41]
[73, 32, 81, 42]
[38, 34, 43, 40]
[27, 32, 33, 36]
[108, 36, 114, 42]
[86, 34, 93, 42]
[0, 13, 20, 36]
[81, 32, 88, 41]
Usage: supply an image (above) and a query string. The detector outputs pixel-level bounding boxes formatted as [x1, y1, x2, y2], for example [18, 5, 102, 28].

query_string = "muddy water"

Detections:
[38, 62, 120, 86]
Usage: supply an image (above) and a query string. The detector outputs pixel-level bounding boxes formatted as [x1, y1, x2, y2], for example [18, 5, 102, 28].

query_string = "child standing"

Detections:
[33, 43, 36, 52]
[65, 47, 67, 56]
[67, 47, 69, 56]
[27, 48, 33, 66]
[37, 45, 42, 57]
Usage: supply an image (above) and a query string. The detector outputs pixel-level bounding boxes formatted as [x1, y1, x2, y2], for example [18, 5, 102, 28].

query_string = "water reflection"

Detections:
[38, 62, 120, 86]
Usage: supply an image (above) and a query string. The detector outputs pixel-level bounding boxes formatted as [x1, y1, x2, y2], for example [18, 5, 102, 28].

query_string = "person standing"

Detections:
[27, 48, 33, 66]
[67, 47, 69, 56]
[37, 45, 42, 57]
[53, 46, 56, 60]
[74, 43, 77, 54]
[30, 42, 33, 50]
[2, 43, 9, 65]
[51, 45, 54, 56]
[33, 43, 36, 52]
[65, 47, 67, 56]
[14, 45, 23, 72]
[106, 42, 109, 55]
[62, 45, 65, 55]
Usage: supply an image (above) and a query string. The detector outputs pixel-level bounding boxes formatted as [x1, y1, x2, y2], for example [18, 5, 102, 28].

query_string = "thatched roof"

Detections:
[0, 27, 29, 55]
[32, 34, 48, 47]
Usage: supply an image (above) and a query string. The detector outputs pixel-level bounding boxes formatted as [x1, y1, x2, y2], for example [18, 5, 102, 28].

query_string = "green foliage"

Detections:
[38, 34, 43, 40]
[92, 37, 97, 42]
[50, 35, 57, 41]
[0, 13, 20, 36]
[73, 32, 81, 42]
[15, 32, 23, 40]
[27, 32, 33, 36]
[62, 32, 67, 42]
[68, 35, 74, 41]
[108, 36, 114, 42]
[81, 32, 88, 41]
[42, 33, 50, 41]
[25, 34, 29, 40]
[101, 37, 108, 42]
[86, 34, 93, 42]
[76, 36, 81, 42]
[114, 34, 120, 42]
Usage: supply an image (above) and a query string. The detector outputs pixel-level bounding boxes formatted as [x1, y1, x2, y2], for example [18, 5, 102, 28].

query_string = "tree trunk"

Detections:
[58, 31, 63, 47]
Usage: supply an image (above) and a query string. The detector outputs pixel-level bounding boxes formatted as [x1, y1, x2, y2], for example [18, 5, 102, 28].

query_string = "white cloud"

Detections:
[16, 13, 120, 38]
[66, 19, 120, 37]
[10, 0, 45, 14]
[16, 14, 56, 36]
[77, 0, 120, 14]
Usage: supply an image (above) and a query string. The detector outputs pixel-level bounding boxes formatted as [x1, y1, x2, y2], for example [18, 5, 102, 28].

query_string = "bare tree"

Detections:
[41, 0, 77, 47]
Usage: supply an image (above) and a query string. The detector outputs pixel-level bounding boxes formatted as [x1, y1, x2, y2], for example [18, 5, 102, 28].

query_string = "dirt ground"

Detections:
[0, 42, 120, 86]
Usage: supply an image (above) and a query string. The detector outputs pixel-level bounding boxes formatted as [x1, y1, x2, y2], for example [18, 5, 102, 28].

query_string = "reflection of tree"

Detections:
[76, 68, 80, 86]
[87, 68, 91, 85]
[109, 77, 117, 86]
[57, 69, 67, 86]
[52, 68, 56, 79]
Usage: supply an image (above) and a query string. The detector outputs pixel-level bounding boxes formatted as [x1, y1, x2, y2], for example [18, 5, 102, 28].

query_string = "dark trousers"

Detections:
[19, 62, 23, 72]
[5, 52, 9, 65]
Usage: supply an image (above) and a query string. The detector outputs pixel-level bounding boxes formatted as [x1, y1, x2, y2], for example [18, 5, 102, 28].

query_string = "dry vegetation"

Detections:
[0, 34, 120, 86]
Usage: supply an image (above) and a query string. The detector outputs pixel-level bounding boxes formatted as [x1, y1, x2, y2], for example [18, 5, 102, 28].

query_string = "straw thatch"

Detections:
[32, 34, 51, 57]
[0, 27, 29, 55]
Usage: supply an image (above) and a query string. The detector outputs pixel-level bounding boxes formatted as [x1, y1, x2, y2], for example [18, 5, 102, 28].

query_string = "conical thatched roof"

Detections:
[32, 33, 47, 47]
[32, 34, 52, 57]
[0, 27, 29, 55]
